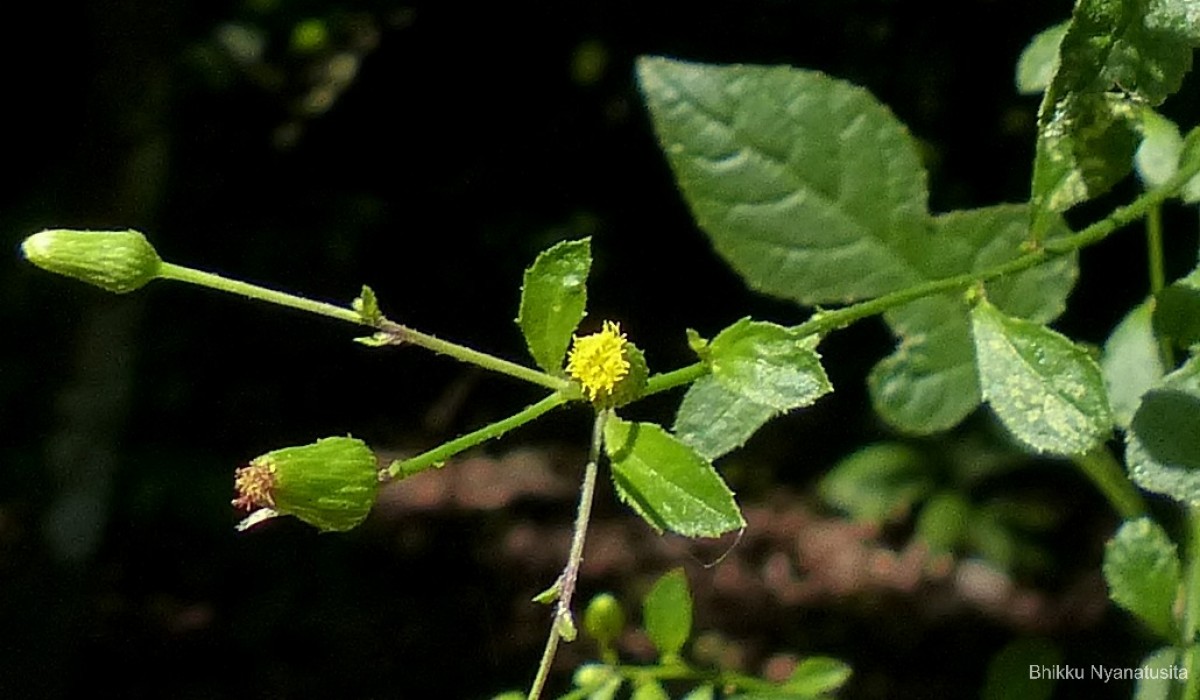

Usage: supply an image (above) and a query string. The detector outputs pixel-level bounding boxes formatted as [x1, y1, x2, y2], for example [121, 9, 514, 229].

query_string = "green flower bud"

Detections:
[233, 436, 380, 532]
[583, 592, 625, 647]
[21, 229, 162, 294]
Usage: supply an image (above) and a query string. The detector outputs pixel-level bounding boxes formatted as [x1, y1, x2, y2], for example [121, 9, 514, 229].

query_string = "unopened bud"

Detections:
[21, 229, 162, 294]
[233, 436, 380, 532]
[583, 592, 625, 647]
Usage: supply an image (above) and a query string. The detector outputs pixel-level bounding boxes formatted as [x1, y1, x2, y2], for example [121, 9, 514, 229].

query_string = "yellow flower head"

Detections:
[566, 321, 631, 401]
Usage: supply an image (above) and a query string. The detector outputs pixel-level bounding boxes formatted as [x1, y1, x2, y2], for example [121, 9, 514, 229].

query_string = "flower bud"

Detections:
[233, 436, 380, 532]
[21, 229, 162, 294]
[583, 592, 625, 647]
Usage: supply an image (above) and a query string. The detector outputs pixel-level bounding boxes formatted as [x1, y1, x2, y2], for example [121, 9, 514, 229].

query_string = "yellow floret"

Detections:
[566, 321, 631, 401]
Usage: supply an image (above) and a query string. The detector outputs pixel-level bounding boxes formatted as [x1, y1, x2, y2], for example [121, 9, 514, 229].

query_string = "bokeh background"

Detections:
[4, 1, 1197, 698]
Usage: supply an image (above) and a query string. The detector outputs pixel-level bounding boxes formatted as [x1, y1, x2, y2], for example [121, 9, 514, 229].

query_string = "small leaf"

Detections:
[516, 238, 591, 373]
[1103, 299, 1167, 429]
[1136, 110, 1186, 189]
[631, 681, 670, 700]
[982, 638, 1061, 700]
[352, 284, 384, 325]
[819, 443, 934, 524]
[637, 56, 929, 305]
[605, 417, 745, 537]
[1133, 647, 1184, 700]
[1127, 355, 1200, 503]
[915, 491, 970, 555]
[781, 656, 853, 695]
[1154, 270, 1200, 350]
[532, 580, 560, 604]
[970, 299, 1113, 456]
[674, 375, 775, 461]
[642, 568, 693, 659]
[1016, 22, 1067, 95]
[708, 319, 831, 412]
[1103, 517, 1181, 639]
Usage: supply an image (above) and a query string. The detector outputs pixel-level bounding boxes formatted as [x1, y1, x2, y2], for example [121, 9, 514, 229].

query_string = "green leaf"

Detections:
[1102, 299, 1166, 429]
[1136, 109, 1186, 188]
[819, 443, 934, 524]
[916, 492, 970, 555]
[674, 375, 776, 461]
[605, 417, 745, 537]
[352, 284, 384, 325]
[1031, 0, 1200, 222]
[681, 687, 716, 700]
[516, 238, 591, 373]
[637, 56, 929, 305]
[781, 656, 853, 696]
[675, 321, 830, 460]
[970, 299, 1113, 456]
[982, 638, 1061, 700]
[1103, 517, 1181, 639]
[1133, 647, 1185, 700]
[642, 568, 693, 658]
[630, 681, 670, 700]
[1127, 355, 1200, 502]
[1154, 267, 1200, 349]
[709, 319, 831, 412]
[1016, 22, 1068, 95]
[869, 206, 1078, 434]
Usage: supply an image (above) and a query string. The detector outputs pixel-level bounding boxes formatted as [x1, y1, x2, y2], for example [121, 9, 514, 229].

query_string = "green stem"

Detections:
[528, 410, 608, 700]
[644, 361, 708, 397]
[387, 392, 569, 479]
[157, 262, 570, 392]
[379, 321, 570, 393]
[1071, 446, 1146, 519]
[158, 262, 363, 324]
[1147, 204, 1167, 295]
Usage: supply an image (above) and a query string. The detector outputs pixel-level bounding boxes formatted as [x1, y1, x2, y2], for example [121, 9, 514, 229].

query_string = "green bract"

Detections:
[21, 228, 162, 294]
[236, 436, 380, 533]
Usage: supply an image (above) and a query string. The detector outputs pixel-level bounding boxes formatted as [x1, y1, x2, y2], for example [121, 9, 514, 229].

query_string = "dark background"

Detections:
[2, 1, 1194, 698]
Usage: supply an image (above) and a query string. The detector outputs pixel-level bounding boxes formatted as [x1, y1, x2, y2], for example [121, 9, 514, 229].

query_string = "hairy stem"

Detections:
[528, 410, 608, 700]
[156, 263, 570, 391]
[387, 392, 569, 479]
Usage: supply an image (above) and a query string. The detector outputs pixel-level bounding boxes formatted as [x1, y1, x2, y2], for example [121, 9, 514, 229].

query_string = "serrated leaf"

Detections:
[819, 443, 933, 524]
[869, 205, 1078, 434]
[1103, 517, 1181, 639]
[675, 321, 829, 460]
[642, 568, 692, 659]
[352, 284, 384, 325]
[709, 319, 831, 412]
[1102, 299, 1166, 429]
[516, 238, 591, 373]
[1126, 354, 1200, 503]
[605, 417, 745, 537]
[1016, 22, 1068, 95]
[637, 56, 929, 305]
[971, 300, 1113, 455]
[674, 375, 776, 461]
[781, 656, 853, 696]
[1031, 0, 1200, 222]
[982, 638, 1061, 700]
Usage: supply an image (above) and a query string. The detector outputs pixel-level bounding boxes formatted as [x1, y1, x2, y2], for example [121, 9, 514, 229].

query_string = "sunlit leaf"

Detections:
[1103, 518, 1181, 639]
[970, 299, 1113, 455]
[516, 238, 591, 373]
